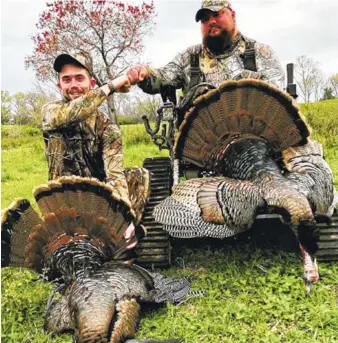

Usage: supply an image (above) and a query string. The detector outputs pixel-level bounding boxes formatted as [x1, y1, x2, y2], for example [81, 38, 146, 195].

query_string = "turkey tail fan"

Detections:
[58, 176, 134, 236]
[3, 177, 137, 277]
[1, 198, 43, 267]
[34, 176, 136, 237]
[153, 177, 265, 239]
[25, 206, 122, 277]
[174, 79, 311, 170]
[282, 139, 336, 215]
[32, 183, 61, 216]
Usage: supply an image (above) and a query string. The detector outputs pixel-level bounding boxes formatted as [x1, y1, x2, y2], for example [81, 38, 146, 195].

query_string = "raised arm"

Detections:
[42, 76, 131, 131]
[42, 88, 107, 131]
[127, 48, 192, 95]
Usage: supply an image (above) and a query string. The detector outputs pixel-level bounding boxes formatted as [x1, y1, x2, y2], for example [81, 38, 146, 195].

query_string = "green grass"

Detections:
[1, 124, 167, 208]
[1, 100, 338, 343]
[300, 100, 338, 182]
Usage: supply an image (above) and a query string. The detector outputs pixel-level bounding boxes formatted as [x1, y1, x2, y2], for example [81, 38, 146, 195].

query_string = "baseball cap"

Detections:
[53, 51, 93, 75]
[195, 0, 232, 22]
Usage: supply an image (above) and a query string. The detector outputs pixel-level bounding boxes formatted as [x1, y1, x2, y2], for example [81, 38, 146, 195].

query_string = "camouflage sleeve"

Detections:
[138, 48, 191, 94]
[100, 115, 130, 204]
[42, 88, 107, 131]
[255, 43, 285, 89]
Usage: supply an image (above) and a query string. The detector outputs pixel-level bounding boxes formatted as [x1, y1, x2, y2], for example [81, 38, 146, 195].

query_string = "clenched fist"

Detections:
[127, 65, 151, 85]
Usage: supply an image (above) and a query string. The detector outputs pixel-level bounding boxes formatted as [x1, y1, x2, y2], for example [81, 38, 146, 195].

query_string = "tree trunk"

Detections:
[107, 94, 119, 127]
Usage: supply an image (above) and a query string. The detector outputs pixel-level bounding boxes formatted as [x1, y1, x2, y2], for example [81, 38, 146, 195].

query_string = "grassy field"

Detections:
[1, 100, 338, 343]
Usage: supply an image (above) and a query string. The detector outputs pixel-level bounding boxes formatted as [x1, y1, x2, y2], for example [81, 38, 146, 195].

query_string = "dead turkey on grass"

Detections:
[1, 176, 193, 343]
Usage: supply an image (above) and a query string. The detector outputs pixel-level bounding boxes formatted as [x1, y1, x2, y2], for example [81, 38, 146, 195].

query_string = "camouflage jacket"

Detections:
[139, 34, 285, 96]
[41, 88, 129, 202]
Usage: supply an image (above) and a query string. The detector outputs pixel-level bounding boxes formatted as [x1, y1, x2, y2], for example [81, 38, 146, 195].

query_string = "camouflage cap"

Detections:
[53, 51, 93, 76]
[195, 0, 232, 22]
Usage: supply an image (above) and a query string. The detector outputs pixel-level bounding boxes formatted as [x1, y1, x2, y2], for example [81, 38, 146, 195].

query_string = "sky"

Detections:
[1, 0, 338, 95]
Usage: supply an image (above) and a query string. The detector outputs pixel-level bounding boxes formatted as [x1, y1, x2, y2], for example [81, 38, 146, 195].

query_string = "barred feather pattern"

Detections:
[155, 137, 320, 254]
[283, 139, 335, 216]
[125, 167, 151, 224]
[44, 262, 193, 343]
[149, 272, 193, 303]
[1, 198, 43, 266]
[153, 177, 265, 239]
[43, 241, 108, 282]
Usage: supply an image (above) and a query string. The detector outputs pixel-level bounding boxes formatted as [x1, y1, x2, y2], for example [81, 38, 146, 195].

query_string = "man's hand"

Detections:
[124, 222, 138, 250]
[234, 70, 262, 80]
[127, 65, 150, 85]
[107, 74, 132, 94]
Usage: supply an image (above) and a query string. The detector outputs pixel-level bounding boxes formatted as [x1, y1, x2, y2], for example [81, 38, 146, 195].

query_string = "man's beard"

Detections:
[203, 28, 233, 55]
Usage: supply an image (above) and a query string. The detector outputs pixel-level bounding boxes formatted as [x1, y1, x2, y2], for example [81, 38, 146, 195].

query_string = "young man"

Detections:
[126, 0, 285, 96]
[42, 51, 148, 246]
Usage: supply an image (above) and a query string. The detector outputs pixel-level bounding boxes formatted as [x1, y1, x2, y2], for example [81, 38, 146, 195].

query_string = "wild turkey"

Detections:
[153, 79, 337, 288]
[1, 176, 194, 343]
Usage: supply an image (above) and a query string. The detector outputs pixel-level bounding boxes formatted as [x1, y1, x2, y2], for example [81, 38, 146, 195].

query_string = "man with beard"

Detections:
[41, 51, 147, 248]
[126, 0, 285, 96]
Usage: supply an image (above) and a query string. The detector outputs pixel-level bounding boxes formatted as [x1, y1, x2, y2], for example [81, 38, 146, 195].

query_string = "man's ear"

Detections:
[90, 79, 96, 89]
[57, 83, 62, 91]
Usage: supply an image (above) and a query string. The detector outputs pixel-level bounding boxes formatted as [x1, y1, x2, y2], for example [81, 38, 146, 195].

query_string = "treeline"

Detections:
[294, 55, 338, 102]
[2, 55, 337, 127]
[1, 89, 162, 127]
[1, 91, 48, 127]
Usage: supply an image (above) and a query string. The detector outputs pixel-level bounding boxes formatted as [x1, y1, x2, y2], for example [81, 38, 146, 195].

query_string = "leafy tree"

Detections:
[25, 0, 156, 124]
[11, 92, 51, 127]
[113, 89, 161, 122]
[321, 87, 335, 101]
[328, 73, 338, 97]
[134, 93, 161, 122]
[294, 55, 322, 102]
[114, 92, 137, 117]
[1, 90, 12, 124]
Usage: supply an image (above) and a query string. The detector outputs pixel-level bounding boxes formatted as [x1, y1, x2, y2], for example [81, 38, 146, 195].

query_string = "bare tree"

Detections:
[328, 73, 338, 97]
[33, 79, 59, 99]
[114, 88, 161, 121]
[114, 92, 138, 117]
[294, 55, 322, 102]
[134, 92, 161, 122]
[313, 70, 325, 102]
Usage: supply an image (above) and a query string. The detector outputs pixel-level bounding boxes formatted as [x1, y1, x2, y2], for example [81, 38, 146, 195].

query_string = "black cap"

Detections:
[53, 52, 93, 75]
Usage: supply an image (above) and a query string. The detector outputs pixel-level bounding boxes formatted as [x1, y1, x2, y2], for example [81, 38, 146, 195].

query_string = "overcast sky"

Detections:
[1, 0, 338, 94]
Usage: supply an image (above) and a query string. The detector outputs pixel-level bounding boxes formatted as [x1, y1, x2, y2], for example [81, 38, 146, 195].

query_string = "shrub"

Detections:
[118, 115, 140, 125]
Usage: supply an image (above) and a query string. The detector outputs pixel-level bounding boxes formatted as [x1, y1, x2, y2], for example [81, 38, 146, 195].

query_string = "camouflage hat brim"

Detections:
[195, 6, 223, 22]
[54, 54, 90, 74]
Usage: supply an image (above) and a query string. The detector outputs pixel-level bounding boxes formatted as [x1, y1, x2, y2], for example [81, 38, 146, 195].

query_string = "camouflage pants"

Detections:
[124, 167, 151, 224]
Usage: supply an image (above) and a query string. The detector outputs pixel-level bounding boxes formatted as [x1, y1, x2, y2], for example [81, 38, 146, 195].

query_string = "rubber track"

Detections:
[136, 157, 172, 268]
[316, 210, 338, 262]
